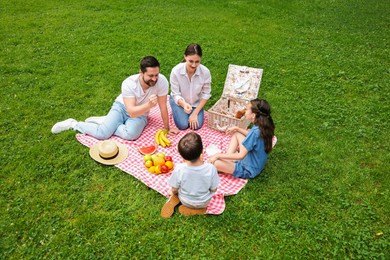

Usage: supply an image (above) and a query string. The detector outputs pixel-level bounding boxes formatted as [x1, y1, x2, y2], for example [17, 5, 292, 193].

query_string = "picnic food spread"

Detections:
[144, 152, 174, 174]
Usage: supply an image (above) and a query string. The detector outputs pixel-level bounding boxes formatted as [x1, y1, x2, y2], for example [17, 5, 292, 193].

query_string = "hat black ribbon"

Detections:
[100, 150, 119, 160]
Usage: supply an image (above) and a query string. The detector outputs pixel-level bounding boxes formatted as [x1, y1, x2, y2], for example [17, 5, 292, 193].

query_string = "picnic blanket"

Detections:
[76, 100, 276, 215]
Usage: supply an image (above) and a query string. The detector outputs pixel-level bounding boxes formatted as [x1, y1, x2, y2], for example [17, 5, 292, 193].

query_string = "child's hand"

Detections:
[169, 187, 179, 196]
[226, 126, 238, 135]
[208, 154, 219, 165]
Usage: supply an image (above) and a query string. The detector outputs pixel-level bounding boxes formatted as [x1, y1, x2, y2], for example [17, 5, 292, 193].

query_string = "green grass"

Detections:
[1, 0, 389, 258]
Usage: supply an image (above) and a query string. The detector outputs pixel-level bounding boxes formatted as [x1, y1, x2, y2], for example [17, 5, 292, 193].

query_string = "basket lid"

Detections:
[221, 64, 263, 100]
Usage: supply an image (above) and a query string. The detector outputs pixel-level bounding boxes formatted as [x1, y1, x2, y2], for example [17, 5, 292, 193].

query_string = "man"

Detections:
[52, 56, 178, 140]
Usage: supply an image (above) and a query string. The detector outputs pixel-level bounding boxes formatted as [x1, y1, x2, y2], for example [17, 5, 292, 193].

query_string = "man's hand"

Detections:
[167, 127, 180, 135]
[148, 94, 158, 108]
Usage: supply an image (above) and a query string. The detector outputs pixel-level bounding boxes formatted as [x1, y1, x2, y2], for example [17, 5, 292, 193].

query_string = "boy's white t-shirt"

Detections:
[114, 73, 169, 116]
[168, 162, 220, 208]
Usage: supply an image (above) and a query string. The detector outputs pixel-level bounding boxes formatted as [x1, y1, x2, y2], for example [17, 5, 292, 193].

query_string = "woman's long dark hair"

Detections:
[181, 43, 202, 62]
[250, 98, 275, 153]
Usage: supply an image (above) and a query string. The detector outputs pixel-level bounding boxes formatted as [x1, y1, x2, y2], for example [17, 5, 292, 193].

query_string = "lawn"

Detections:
[1, 0, 389, 258]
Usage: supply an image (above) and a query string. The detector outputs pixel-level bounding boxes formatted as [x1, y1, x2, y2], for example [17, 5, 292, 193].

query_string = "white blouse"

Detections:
[170, 62, 212, 107]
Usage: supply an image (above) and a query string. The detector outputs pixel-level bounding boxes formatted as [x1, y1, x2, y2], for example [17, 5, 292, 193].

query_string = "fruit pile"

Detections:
[155, 129, 171, 147]
[144, 152, 174, 174]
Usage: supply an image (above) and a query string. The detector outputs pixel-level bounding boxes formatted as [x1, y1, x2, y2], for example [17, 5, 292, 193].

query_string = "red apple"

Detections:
[164, 156, 172, 162]
[160, 164, 169, 173]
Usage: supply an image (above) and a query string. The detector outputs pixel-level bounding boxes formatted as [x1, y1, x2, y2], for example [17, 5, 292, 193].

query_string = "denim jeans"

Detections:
[74, 101, 148, 140]
[169, 96, 204, 130]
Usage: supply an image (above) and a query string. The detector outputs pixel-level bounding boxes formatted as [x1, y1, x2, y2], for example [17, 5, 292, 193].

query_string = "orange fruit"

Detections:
[165, 161, 174, 170]
[153, 157, 165, 166]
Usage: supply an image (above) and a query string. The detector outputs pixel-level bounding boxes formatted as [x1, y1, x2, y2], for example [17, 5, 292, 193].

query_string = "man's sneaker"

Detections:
[178, 205, 207, 216]
[85, 116, 106, 124]
[160, 194, 181, 218]
[51, 118, 77, 134]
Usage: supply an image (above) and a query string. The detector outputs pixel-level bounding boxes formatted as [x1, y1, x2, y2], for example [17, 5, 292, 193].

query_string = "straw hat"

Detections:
[89, 140, 128, 165]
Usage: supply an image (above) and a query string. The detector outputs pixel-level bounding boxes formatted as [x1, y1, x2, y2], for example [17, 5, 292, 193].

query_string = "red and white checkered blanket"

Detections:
[76, 101, 276, 215]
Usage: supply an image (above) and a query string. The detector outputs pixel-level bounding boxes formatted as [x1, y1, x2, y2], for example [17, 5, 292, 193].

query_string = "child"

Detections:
[208, 98, 275, 179]
[161, 132, 220, 218]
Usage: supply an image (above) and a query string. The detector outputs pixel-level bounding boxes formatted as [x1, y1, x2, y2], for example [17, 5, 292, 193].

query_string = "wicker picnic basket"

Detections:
[208, 64, 263, 132]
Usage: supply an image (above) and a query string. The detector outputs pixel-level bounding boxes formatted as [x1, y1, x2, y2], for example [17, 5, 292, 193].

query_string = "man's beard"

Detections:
[143, 75, 157, 87]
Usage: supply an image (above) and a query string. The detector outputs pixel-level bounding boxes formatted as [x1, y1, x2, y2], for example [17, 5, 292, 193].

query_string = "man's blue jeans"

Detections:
[74, 101, 147, 140]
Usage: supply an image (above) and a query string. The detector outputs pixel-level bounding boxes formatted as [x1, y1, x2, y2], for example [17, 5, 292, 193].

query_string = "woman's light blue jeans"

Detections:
[169, 96, 204, 130]
[74, 101, 148, 140]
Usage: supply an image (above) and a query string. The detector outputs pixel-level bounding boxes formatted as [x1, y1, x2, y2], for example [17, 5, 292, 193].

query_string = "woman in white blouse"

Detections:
[169, 44, 211, 130]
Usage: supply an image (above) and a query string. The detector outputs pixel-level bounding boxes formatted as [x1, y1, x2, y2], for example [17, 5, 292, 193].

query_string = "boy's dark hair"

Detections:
[177, 132, 203, 162]
[140, 56, 160, 73]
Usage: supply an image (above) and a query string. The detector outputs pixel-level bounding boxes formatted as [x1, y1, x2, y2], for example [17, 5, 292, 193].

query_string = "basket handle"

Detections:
[214, 120, 228, 132]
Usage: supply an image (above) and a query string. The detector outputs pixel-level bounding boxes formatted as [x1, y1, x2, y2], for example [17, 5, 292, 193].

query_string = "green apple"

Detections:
[145, 160, 153, 168]
[144, 154, 152, 162]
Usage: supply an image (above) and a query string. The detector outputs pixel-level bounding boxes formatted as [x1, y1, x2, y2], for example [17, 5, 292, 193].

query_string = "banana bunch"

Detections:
[155, 129, 171, 147]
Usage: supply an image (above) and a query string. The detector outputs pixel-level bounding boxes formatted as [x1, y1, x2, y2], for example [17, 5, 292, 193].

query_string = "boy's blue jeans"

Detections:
[169, 96, 204, 130]
[74, 101, 147, 140]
